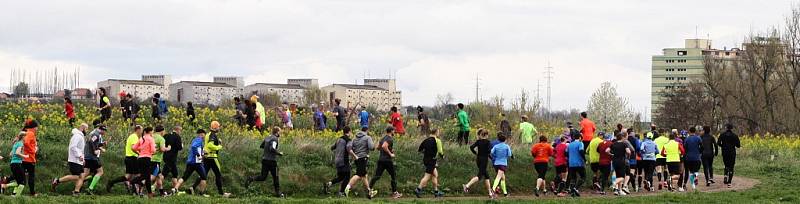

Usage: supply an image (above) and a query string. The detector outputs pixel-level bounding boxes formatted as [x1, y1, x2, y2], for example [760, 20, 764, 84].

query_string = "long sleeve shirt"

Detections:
[68, 128, 86, 165]
[132, 134, 156, 158]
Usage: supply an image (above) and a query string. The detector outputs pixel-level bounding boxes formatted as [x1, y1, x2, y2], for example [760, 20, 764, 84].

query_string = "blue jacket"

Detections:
[158, 99, 168, 116]
[359, 111, 370, 128]
[640, 139, 658, 161]
[628, 135, 641, 165]
[186, 137, 204, 164]
[490, 142, 512, 166]
[684, 135, 703, 161]
[567, 141, 585, 167]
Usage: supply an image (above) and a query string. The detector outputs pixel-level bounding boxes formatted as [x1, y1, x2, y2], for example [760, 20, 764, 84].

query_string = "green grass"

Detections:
[0, 133, 797, 203]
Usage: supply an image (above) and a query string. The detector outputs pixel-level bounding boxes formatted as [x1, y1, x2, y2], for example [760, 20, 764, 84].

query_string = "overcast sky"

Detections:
[0, 0, 795, 117]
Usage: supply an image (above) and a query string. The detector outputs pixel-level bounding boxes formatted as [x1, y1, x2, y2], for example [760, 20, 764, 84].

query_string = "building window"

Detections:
[677, 51, 687, 56]
[678, 77, 687, 80]
[678, 68, 687, 71]
[666, 77, 675, 80]
[666, 68, 675, 72]
[725, 52, 730, 56]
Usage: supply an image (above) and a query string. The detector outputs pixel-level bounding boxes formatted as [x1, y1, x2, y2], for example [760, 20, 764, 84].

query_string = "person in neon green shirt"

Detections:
[660, 133, 684, 191]
[587, 131, 604, 191]
[653, 130, 670, 189]
[456, 103, 470, 146]
[152, 125, 171, 196]
[252, 95, 266, 131]
[107, 125, 142, 192]
[518, 116, 537, 145]
[193, 121, 230, 197]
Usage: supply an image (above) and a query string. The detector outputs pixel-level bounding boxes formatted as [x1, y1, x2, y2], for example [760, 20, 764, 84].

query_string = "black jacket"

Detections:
[700, 133, 718, 157]
[717, 130, 740, 154]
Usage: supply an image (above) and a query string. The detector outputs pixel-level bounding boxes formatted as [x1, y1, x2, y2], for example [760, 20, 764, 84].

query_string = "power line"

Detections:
[543, 61, 554, 112]
[475, 73, 481, 103]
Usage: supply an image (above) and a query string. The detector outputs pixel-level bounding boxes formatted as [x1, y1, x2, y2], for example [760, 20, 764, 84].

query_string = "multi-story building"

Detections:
[96, 75, 171, 102]
[651, 39, 742, 118]
[243, 79, 319, 105]
[169, 80, 242, 106]
[321, 79, 402, 111]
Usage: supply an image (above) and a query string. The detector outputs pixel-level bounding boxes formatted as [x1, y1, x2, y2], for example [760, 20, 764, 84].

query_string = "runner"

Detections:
[359, 106, 370, 129]
[553, 135, 569, 196]
[151, 94, 162, 122]
[323, 126, 352, 197]
[639, 131, 659, 191]
[163, 126, 183, 194]
[22, 119, 39, 196]
[518, 116, 537, 146]
[186, 102, 196, 125]
[596, 133, 613, 195]
[566, 136, 586, 197]
[194, 121, 230, 197]
[128, 94, 140, 126]
[718, 124, 740, 188]
[131, 127, 156, 197]
[389, 107, 405, 136]
[344, 127, 377, 199]
[4, 131, 28, 196]
[152, 125, 171, 196]
[253, 95, 266, 132]
[65, 97, 76, 127]
[369, 126, 402, 199]
[171, 129, 209, 197]
[417, 106, 431, 136]
[579, 112, 596, 149]
[607, 132, 631, 196]
[700, 126, 718, 186]
[333, 99, 346, 132]
[654, 128, 669, 190]
[456, 103, 471, 146]
[244, 127, 285, 198]
[683, 127, 702, 191]
[499, 113, 512, 139]
[625, 129, 640, 192]
[490, 133, 512, 199]
[587, 131, 604, 193]
[531, 135, 553, 197]
[51, 123, 88, 196]
[414, 128, 445, 198]
[107, 125, 142, 193]
[82, 124, 108, 195]
[313, 106, 327, 131]
[660, 132, 685, 192]
[462, 129, 492, 198]
[97, 88, 111, 123]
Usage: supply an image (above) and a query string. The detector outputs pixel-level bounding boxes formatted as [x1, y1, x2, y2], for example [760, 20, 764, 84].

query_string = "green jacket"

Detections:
[457, 110, 470, 132]
[205, 130, 223, 158]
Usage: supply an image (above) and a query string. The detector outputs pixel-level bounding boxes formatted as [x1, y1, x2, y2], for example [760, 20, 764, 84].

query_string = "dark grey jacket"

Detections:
[331, 136, 352, 168]
[348, 131, 374, 159]
[261, 134, 282, 161]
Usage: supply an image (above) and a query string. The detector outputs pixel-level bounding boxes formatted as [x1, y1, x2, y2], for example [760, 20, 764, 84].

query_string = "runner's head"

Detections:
[155, 125, 165, 134]
[173, 125, 183, 135]
[385, 126, 395, 136]
[725, 124, 734, 130]
[615, 132, 626, 141]
[24, 119, 38, 130]
[539, 135, 548, 143]
[597, 131, 605, 139]
[497, 132, 507, 142]
[417, 106, 424, 113]
[361, 126, 369, 132]
[651, 124, 657, 131]
[334, 98, 341, 105]
[580, 112, 587, 119]
[457, 103, 464, 110]
[646, 132, 654, 140]
[391, 106, 398, 112]
[14, 131, 25, 142]
[669, 131, 677, 140]
[144, 127, 154, 135]
[78, 123, 89, 132]
[702, 126, 711, 135]
[430, 128, 440, 137]
[65, 97, 72, 104]
[689, 126, 697, 134]
[271, 126, 282, 137]
[196, 129, 206, 138]
[521, 115, 529, 122]
[210, 121, 221, 131]
[343, 126, 351, 135]
[134, 125, 143, 135]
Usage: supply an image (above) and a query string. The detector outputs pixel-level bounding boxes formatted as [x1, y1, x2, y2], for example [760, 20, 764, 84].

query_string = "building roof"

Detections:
[107, 79, 161, 86]
[176, 81, 235, 88]
[250, 83, 305, 89]
[334, 84, 386, 91]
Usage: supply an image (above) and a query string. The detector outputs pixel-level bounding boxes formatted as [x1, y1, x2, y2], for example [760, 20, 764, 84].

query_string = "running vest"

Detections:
[654, 136, 669, 159]
[664, 140, 681, 162]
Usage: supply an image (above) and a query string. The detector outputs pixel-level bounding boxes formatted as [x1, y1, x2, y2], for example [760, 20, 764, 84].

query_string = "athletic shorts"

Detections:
[423, 160, 437, 174]
[590, 163, 600, 172]
[494, 165, 508, 172]
[534, 162, 548, 179]
[613, 162, 629, 178]
[667, 162, 681, 175]
[69, 162, 84, 176]
[685, 160, 701, 172]
[476, 159, 489, 180]
[151, 162, 162, 176]
[84, 159, 102, 172]
[355, 158, 368, 177]
[656, 158, 667, 166]
[555, 165, 567, 174]
[629, 163, 637, 170]
[124, 156, 138, 174]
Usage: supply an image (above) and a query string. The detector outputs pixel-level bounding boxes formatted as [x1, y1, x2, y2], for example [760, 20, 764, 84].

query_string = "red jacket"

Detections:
[65, 103, 75, 119]
[23, 129, 38, 163]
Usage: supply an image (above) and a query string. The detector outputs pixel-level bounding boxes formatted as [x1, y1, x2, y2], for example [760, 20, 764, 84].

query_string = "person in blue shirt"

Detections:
[359, 107, 370, 129]
[171, 129, 208, 196]
[566, 137, 585, 197]
[625, 129, 641, 192]
[313, 107, 327, 131]
[639, 132, 659, 191]
[489, 133, 512, 198]
[682, 127, 703, 190]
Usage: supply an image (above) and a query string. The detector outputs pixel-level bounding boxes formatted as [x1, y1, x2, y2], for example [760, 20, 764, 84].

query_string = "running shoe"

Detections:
[593, 182, 602, 191]
[622, 187, 630, 195]
[709, 179, 716, 184]
[534, 188, 540, 197]
[344, 187, 351, 197]
[368, 189, 378, 199]
[462, 184, 469, 193]
[392, 192, 403, 199]
[434, 191, 445, 198]
[678, 187, 685, 192]
[323, 182, 331, 194]
[72, 191, 81, 197]
[414, 188, 422, 198]
[51, 178, 59, 192]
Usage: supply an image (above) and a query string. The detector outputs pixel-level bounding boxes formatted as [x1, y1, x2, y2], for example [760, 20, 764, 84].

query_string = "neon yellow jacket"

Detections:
[204, 131, 223, 158]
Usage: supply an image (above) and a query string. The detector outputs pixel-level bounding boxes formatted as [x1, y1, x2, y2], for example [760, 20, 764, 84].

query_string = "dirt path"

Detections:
[387, 174, 759, 201]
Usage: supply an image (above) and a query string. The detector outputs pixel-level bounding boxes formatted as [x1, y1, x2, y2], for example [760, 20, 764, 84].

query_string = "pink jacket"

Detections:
[133, 134, 156, 158]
